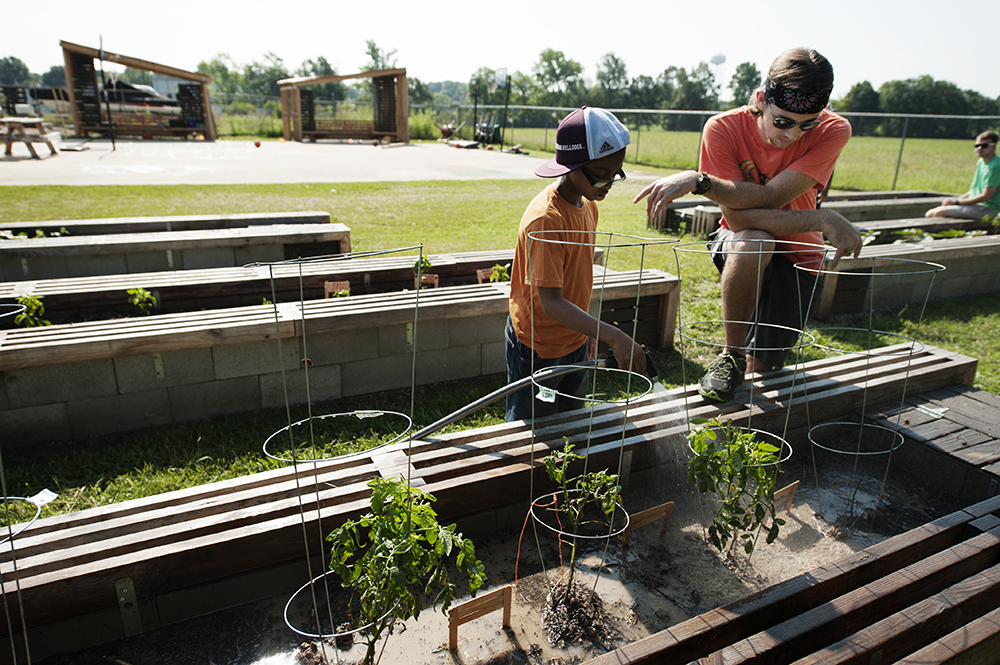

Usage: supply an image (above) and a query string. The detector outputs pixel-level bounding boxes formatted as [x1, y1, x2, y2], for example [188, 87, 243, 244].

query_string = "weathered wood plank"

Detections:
[894, 605, 1000, 665]
[0, 211, 332, 236]
[790, 562, 1000, 665]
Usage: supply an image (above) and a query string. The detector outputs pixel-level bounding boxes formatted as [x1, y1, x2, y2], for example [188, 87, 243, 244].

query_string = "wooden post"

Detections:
[61, 47, 81, 137]
[448, 585, 512, 651]
[280, 88, 292, 141]
[396, 72, 409, 143]
[200, 81, 217, 140]
[621, 501, 674, 548]
[291, 87, 303, 142]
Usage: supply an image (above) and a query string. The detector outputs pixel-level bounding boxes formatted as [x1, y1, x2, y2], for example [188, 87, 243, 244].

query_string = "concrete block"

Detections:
[260, 364, 342, 409]
[125, 250, 173, 274]
[182, 247, 236, 270]
[213, 339, 301, 380]
[237, 246, 284, 266]
[299, 329, 378, 366]
[934, 275, 973, 300]
[67, 389, 173, 438]
[4, 359, 117, 408]
[114, 347, 215, 393]
[482, 341, 506, 375]
[341, 355, 414, 397]
[378, 319, 449, 357]
[0, 403, 71, 447]
[414, 345, 482, 386]
[64, 253, 128, 278]
[18, 256, 68, 280]
[168, 376, 261, 422]
[449, 313, 506, 347]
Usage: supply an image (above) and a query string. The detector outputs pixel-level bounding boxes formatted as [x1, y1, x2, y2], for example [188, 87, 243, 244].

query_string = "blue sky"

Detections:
[8, 0, 999, 102]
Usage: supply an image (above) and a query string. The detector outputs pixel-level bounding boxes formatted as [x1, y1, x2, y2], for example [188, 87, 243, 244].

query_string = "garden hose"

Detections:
[411, 346, 658, 440]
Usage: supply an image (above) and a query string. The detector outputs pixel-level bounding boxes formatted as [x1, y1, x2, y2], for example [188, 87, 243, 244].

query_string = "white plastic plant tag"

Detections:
[536, 387, 556, 403]
[29, 489, 57, 507]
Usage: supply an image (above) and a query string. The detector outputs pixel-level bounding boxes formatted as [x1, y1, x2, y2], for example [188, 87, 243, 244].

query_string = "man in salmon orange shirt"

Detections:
[506, 107, 646, 422]
[635, 47, 862, 402]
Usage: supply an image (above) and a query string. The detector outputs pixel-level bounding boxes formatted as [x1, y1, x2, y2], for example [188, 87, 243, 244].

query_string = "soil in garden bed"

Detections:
[36, 447, 963, 665]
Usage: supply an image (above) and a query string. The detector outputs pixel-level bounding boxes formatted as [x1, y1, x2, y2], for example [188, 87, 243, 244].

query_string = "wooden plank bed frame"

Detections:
[0, 343, 979, 663]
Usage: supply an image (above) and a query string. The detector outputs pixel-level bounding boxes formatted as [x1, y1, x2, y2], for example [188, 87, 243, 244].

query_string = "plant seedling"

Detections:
[14, 295, 50, 327]
[489, 262, 511, 282]
[327, 476, 486, 665]
[127, 288, 158, 316]
[686, 417, 785, 555]
[542, 440, 620, 598]
[412, 255, 433, 275]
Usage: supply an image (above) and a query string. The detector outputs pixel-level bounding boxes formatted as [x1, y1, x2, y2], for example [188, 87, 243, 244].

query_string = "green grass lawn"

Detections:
[1, 172, 997, 519]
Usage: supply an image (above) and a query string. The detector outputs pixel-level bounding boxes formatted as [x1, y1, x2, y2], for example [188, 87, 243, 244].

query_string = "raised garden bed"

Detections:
[0, 343, 986, 664]
[0, 267, 679, 444]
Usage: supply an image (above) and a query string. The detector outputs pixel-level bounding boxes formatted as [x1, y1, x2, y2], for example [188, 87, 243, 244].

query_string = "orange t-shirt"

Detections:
[509, 184, 597, 359]
[700, 106, 851, 266]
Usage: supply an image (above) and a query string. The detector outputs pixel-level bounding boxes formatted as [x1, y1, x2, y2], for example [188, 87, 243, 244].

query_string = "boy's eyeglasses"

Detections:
[975, 142, 996, 149]
[767, 105, 821, 132]
[582, 168, 627, 189]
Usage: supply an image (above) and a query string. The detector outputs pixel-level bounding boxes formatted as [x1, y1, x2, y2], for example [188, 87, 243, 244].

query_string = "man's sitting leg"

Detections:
[699, 229, 775, 402]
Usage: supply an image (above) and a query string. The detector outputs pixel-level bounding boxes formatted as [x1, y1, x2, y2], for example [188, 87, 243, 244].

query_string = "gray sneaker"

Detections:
[698, 353, 747, 402]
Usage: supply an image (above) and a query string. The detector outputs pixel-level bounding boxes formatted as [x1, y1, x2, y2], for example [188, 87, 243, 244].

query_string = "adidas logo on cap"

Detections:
[598, 140, 615, 155]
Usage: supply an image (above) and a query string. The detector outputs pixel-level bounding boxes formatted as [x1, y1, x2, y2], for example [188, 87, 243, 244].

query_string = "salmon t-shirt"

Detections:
[509, 184, 597, 359]
[700, 106, 851, 266]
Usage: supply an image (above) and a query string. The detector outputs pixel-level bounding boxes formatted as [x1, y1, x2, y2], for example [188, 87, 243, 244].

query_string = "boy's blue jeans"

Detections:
[505, 315, 589, 422]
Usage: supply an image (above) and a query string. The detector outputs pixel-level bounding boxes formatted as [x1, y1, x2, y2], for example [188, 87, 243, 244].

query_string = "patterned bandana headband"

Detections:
[763, 78, 828, 115]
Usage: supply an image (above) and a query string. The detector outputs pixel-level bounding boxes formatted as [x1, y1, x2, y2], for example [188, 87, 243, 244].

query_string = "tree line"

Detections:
[3, 46, 998, 139]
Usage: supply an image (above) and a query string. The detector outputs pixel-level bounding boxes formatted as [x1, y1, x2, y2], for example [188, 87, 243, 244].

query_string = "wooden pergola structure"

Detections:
[277, 68, 408, 143]
[59, 40, 217, 140]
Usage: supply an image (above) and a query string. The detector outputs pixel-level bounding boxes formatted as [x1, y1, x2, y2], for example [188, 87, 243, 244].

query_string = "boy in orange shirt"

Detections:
[506, 107, 646, 422]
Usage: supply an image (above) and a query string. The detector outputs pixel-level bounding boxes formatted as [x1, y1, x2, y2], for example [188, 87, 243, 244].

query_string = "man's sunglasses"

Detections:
[975, 142, 996, 149]
[767, 105, 821, 132]
[582, 168, 627, 189]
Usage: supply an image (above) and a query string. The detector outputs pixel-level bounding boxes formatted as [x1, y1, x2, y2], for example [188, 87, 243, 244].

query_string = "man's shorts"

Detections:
[707, 228, 823, 369]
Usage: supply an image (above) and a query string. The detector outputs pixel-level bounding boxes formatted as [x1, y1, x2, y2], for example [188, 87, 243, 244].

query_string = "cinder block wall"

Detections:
[0, 311, 508, 446]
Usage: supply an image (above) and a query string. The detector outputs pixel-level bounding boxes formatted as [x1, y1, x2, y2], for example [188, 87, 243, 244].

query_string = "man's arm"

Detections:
[536, 287, 646, 376]
[634, 168, 816, 219]
[719, 205, 863, 260]
[955, 185, 997, 206]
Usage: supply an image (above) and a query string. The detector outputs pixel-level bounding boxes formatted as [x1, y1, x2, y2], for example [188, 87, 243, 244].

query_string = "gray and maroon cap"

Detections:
[535, 107, 631, 178]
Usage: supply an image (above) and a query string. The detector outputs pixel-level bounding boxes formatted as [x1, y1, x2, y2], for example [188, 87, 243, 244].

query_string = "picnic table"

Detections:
[2, 117, 58, 159]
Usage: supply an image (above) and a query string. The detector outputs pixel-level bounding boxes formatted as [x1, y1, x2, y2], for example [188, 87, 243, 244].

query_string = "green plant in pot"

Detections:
[538, 441, 622, 647]
[327, 475, 486, 665]
[686, 417, 785, 556]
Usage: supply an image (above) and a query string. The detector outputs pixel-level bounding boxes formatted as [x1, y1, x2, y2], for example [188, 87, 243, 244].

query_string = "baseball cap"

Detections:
[535, 107, 631, 178]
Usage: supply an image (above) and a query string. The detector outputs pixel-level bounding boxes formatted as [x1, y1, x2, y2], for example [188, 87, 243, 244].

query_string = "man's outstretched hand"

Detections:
[633, 171, 699, 220]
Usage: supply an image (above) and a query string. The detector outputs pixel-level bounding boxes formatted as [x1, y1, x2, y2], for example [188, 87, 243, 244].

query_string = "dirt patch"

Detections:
[40, 446, 964, 665]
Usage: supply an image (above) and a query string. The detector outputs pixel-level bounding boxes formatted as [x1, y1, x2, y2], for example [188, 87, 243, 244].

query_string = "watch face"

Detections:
[696, 174, 710, 194]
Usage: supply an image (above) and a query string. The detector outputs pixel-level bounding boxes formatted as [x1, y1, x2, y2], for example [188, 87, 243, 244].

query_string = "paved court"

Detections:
[0, 138, 551, 186]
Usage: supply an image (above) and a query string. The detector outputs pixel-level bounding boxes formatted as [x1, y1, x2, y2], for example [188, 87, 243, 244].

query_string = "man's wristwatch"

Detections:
[694, 172, 712, 195]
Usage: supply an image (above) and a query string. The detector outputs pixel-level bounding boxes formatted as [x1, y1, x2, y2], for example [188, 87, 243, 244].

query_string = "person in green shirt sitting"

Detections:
[926, 130, 1000, 222]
